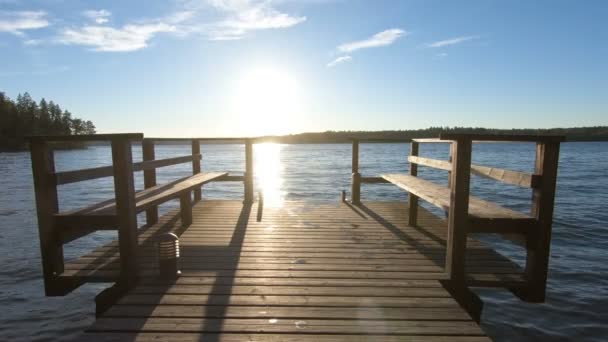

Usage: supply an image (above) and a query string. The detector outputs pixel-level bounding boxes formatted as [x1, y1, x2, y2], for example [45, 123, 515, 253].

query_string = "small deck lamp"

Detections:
[157, 233, 181, 280]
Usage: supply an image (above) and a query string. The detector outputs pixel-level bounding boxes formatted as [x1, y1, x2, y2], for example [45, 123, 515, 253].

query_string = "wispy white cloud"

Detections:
[427, 35, 477, 48]
[0, 10, 49, 35]
[6, 1, 306, 51]
[57, 23, 176, 52]
[206, 0, 306, 40]
[83, 9, 111, 24]
[338, 28, 406, 53]
[327, 55, 352, 67]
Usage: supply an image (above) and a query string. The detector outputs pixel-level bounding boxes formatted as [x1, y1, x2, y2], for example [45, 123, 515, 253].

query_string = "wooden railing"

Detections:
[28, 134, 254, 295]
[352, 134, 564, 302]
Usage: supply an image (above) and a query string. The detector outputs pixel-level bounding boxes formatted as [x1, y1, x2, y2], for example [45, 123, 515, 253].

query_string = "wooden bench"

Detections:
[29, 134, 255, 295]
[382, 174, 536, 235]
[357, 133, 564, 303]
[54, 172, 227, 242]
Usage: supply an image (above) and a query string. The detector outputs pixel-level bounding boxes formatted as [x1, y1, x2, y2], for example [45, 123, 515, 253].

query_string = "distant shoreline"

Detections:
[256, 126, 608, 144]
[1, 126, 606, 152]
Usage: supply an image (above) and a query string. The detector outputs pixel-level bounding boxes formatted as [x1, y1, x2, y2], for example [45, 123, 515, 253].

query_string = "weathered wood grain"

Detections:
[63, 200, 528, 340]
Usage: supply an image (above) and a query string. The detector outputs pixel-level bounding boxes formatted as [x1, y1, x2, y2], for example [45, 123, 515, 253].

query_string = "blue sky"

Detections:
[1, 0, 606, 137]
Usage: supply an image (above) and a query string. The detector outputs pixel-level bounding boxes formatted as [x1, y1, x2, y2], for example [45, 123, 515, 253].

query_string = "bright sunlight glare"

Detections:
[231, 66, 302, 136]
[254, 143, 285, 207]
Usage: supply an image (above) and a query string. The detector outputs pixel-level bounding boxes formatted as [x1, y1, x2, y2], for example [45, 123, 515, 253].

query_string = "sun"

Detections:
[231, 66, 302, 136]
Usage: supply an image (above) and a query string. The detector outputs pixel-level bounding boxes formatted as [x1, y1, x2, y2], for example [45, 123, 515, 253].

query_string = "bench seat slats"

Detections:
[55, 172, 227, 219]
[381, 174, 532, 221]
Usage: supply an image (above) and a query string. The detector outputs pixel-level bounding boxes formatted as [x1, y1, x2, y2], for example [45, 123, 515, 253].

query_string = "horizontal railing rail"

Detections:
[145, 137, 250, 142]
[55, 154, 202, 185]
[413, 135, 567, 143]
[439, 133, 566, 143]
[28, 133, 144, 142]
[407, 155, 540, 188]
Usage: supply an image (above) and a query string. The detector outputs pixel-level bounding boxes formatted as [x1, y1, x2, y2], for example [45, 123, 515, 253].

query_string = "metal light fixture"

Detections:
[157, 233, 181, 280]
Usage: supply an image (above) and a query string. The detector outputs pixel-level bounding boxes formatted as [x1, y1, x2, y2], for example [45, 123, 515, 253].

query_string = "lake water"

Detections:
[0, 142, 607, 341]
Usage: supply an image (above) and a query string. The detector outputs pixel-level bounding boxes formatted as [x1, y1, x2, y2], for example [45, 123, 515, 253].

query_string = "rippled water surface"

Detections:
[0, 142, 607, 341]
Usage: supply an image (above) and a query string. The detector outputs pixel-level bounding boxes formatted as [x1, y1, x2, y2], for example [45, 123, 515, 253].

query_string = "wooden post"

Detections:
[191, 139, 202, 202]
[257, 191, 264, 222]
[408, 141, 419, 226]
[445, 143, 454, 218]
[445, 139, 472, 284]
[447, 142, 453, 188]
[142, 139, 158, 225]
[244, 139, 254, 204]
[30, 139, 64, 296]
[351, 139, 361, 204]
[180, 192, 193, 227]
[520, 141, 560, 302]
[111, 138, 139, 288]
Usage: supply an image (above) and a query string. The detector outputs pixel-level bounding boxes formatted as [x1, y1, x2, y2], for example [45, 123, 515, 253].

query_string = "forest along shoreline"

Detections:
[0, 92, 96, 152]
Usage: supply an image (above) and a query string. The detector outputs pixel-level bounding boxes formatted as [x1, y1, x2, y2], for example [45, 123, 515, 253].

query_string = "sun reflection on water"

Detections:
[254, 143, 285, 207]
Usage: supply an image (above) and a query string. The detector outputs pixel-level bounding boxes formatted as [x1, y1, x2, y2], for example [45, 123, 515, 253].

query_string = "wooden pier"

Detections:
[27, 133, 564, 341]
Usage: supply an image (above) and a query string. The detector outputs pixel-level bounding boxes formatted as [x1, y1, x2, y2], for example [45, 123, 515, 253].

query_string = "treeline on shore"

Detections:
[0, 92, 96, 151]
[261, 126, 608, 143]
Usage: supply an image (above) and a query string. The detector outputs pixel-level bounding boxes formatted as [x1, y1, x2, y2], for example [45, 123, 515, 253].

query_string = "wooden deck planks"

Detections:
[72, 200, 519, 341]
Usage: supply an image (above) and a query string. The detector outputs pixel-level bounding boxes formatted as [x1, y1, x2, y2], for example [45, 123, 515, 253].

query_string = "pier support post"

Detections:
[408, 141, 419, 226]
[351, 139, 361, 204]
[445, 138, 472, 284]
[111, 137, 139, 288]
[244, 139, 254, 204]
[192, 139, 202, 202]
[30, 139, 64, 296]
[517, 141, 560, 302]
[142, 139, 158, 225]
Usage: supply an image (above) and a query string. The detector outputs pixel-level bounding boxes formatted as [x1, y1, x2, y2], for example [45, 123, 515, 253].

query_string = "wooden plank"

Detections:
[360, 176, 390, 184]
[57, 172, 227, 218]
[146, 137, 247, 142]
[116, 294, 461, 308]
[111, 138, 139, 288]
[55, 154, 202, 185]
[381, 174, 531, 220]
[408, 156, 451, 171]
[439, 133, 565, 143]
[104, 305, 470, 320]
[29, 139, 64, 296]
[82, 333, 491, 342]
[216, 175, 244, 182]
[130, 285, 452, 297]
[54, 214, 118, 234]
[407, 156, 538, 188]
[142, 140, 158, 225]
[55, 164, 114, 185]
[89, 317, 484, 335]
[134, 173, 226, 212]
[412, 138, 451, 143]
[28, 133, 143, 142]
[468, 217, 536, 236]
[136, 154, 201, 172]
[470, 164, 539, 188]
